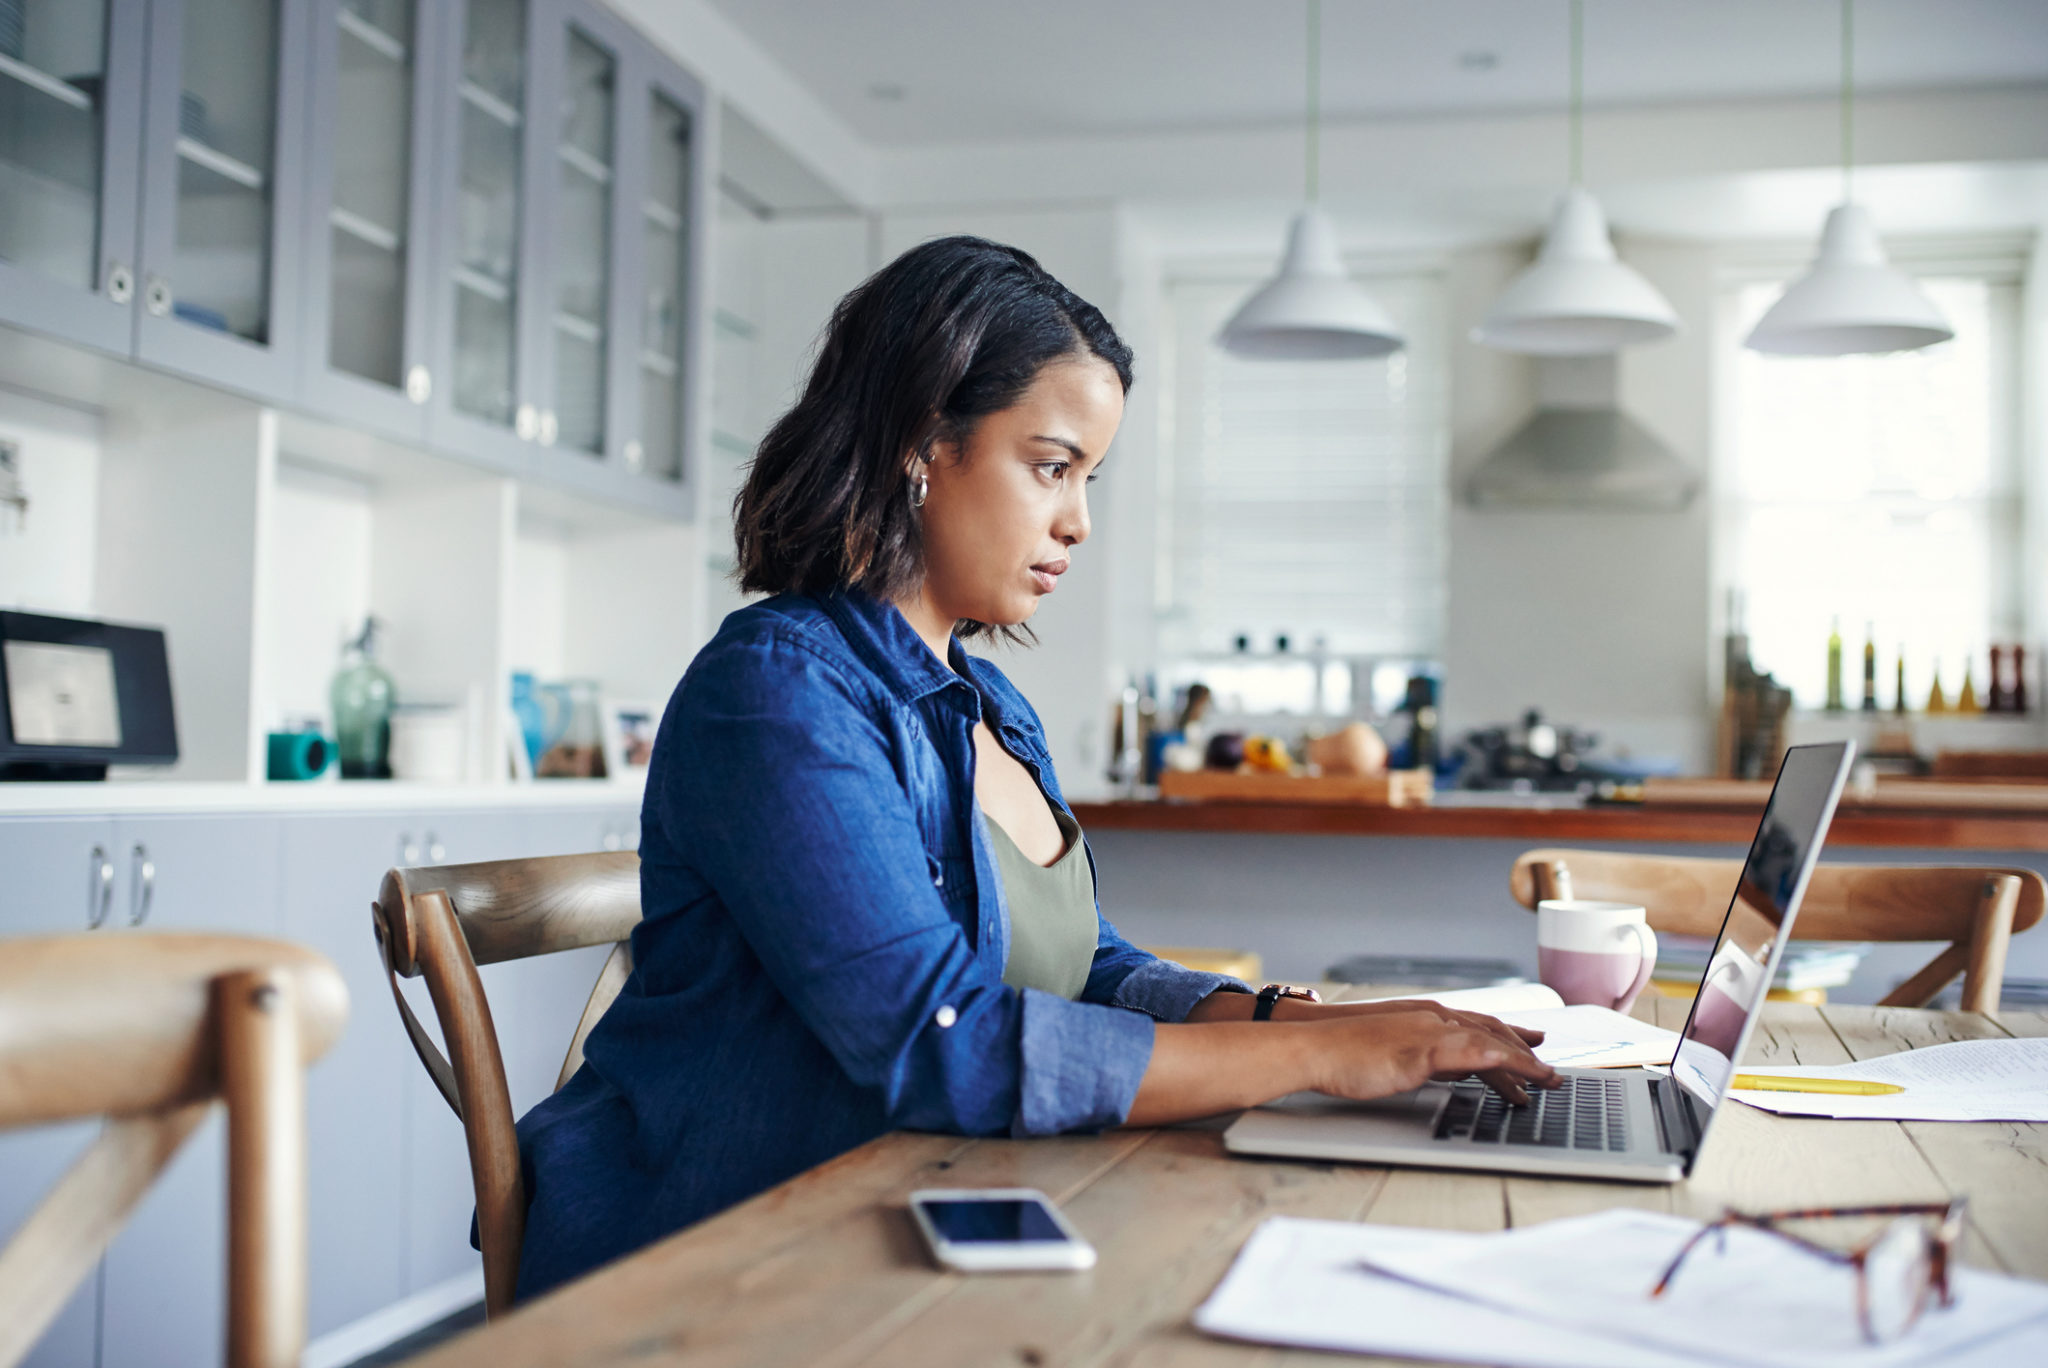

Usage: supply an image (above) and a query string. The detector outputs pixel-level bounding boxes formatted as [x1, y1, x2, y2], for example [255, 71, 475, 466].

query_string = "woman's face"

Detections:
[917, 355, 1124, 628]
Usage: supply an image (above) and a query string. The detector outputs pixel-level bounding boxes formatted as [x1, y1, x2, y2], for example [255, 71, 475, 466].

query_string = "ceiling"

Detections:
[703, 0, 2048, 148]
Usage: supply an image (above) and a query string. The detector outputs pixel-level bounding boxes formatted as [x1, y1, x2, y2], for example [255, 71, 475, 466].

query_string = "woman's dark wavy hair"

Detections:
[732, 235, 1134, 638]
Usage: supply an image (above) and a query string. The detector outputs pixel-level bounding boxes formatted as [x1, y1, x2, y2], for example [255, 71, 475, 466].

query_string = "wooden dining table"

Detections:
[408, 991, 2048, 1368]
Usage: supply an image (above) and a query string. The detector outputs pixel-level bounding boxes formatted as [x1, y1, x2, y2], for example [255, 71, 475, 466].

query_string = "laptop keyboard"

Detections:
[1433, 1075, 1628, 1151]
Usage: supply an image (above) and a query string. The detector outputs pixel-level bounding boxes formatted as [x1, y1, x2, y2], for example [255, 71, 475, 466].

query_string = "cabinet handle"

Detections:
[602, 827, 622, 852]
[426, 833, 446, 864]
[398, 832, 421, 866]
[405, 364, 433, 404]
[88, 845, 114, 929]
[515, 403, 539, 441]
[622, 439, 645, 472]
[144, 276, 172, 317]
[128, 844, 155, 926]
[106, 263, 134, 304]
[538, 410, 559, 446]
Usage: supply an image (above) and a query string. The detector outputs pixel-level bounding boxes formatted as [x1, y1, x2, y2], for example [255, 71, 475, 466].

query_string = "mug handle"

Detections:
[1616, 922, 1658, 1012]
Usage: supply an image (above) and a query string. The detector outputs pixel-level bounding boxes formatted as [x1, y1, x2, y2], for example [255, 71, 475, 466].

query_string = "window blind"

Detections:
[1158, 270, 1449, 657]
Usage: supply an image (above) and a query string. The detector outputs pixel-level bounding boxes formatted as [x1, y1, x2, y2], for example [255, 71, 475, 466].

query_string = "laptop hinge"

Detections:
[1648, 1076, 1705, 1167]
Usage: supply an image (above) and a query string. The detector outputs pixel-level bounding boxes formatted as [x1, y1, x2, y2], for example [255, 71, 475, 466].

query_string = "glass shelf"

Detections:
[175, 134, 265, 191]
[336, 8, 407, 63]
[454, 264, 511, 301]
[557, 142, 610, 184]
[330, 205, 399, 253]
[457, 78, 519, 128]
[640, 349, 676, 378]
[553, 309, 601, 343]
[0, 52, 93, 111]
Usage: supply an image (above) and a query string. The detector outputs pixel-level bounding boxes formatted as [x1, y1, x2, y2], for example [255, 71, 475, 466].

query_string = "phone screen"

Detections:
[918, 1197, 1069, 1244]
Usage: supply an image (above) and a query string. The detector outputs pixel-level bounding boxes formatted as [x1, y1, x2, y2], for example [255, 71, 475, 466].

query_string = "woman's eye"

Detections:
[1038, 461, 1070, 480]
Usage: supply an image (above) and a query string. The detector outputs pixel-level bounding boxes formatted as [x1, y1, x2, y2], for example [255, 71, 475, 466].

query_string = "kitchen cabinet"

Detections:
[99, 814, 283, 1368]
[0, 818, 119, 1368]
[1, 0, 705, 513]
[0, 0, 147, 356]
[298, 0, 444, 444]
[132, 0, 313, 401]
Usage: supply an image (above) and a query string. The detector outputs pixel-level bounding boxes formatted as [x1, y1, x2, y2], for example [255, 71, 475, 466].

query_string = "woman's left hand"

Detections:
[1187, 989, 1544, 1051]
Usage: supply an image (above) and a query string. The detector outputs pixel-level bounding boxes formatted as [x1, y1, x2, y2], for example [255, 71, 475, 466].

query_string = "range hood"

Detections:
[1463, 355, 1698, 512]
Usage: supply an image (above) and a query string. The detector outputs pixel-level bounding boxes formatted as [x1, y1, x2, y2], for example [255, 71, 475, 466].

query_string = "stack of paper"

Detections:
[1728, 1037, 2048, 1121]
[1196, 1210, 2048, 1368]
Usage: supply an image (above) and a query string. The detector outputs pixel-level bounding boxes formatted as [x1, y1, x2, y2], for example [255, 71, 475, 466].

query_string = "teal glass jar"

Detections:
[332, 618, 396, 779]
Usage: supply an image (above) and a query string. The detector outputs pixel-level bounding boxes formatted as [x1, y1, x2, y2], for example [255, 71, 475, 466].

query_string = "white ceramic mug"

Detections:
[1536, 898, 1659, 1013]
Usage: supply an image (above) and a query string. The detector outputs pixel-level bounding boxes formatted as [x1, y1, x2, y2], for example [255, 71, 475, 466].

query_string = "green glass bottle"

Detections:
[331, 617, 396, 779]
[1861, 623, 1878, 711]
[1824, 617, 1845, 712]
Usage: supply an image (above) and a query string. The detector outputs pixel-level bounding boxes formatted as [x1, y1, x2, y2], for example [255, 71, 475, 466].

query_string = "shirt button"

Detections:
[935, 1005, 958, 1029]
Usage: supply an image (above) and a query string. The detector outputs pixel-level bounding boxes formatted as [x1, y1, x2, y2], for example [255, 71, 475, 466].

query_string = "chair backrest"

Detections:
[1508, 847, 2045, 1013]
[0, 933, 347, 1368]
[370, 851, 641, 1317]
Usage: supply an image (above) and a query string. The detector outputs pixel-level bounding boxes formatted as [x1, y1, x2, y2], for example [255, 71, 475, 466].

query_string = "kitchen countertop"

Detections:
[1070, 794, 2048, 850]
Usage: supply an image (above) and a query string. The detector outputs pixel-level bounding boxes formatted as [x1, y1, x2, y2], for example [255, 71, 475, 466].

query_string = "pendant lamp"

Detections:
[1473, 0, 1677, 356]
[1744, 0, 1951, 355]
[1217, 0, 1403, 360]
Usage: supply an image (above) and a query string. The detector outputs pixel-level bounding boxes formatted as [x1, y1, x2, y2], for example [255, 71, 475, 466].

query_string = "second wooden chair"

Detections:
[1509, 846, 2045, 1012]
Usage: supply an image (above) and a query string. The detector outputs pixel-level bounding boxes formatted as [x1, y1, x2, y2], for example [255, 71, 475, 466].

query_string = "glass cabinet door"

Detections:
[301, 0, 436, 436]
[634, 90, 691, 482]
[136, 0, 307, 395]
[444, 0, 528, 438]
[549, 23, 615, 459]
[0, 0, 145, 354]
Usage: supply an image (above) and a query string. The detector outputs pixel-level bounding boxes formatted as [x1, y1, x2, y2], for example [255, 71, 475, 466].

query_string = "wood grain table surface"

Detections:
[408, 992, 2048, 1368]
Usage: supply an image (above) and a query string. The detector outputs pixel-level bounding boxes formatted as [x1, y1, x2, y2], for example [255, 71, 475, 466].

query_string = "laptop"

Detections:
[1223, 741, 1856, 1184]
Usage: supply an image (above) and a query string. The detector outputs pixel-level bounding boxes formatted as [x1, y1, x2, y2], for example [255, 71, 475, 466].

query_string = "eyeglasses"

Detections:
[1650, 1201, 1968, 1343]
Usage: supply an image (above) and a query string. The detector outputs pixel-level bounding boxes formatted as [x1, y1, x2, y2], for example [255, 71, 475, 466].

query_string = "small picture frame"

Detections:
[607, 700, 659, 775]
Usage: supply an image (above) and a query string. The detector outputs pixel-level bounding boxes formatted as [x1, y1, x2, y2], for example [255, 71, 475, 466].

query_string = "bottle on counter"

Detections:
[1925, 659, 1948, 714]
[1957, 657, 1982, 714]
[331, 616, 396, 779]
[1893, 649, 1909, 715]
[2016, 645, 2030, 715]
[1860, 623, 1878, 712]
[1989, 646, 2011, 713]
[1825, 617, 1845, 712]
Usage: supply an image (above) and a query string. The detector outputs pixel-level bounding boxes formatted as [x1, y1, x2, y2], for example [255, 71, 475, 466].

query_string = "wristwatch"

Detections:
[1252, 982, 1322, 1021]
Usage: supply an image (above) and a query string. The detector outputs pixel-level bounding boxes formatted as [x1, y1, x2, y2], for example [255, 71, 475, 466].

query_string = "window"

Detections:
[1157, 269, 1449, 660]
[1716, 271, 2021, 709]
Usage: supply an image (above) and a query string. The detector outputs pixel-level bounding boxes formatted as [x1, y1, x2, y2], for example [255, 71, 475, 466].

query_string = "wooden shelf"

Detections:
[1069, 798, 2048, 852]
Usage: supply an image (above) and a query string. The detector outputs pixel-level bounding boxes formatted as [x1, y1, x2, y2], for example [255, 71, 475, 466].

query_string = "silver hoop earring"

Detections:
[910, 471, 929, 508]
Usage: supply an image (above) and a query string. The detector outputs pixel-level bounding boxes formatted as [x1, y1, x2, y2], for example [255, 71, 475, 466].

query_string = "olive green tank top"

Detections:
[985, 804, 1098, 1001]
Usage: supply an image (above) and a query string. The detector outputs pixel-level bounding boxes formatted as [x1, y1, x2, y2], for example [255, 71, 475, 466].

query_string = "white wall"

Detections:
[0, 389, 100, 614]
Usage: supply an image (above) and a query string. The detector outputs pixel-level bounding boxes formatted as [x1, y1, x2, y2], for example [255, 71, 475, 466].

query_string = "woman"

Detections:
[513, 236, 1557, 1299]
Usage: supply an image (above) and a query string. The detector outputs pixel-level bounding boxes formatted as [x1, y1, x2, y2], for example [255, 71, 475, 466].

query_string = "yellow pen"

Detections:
[1732, 1074, 1905, 1096]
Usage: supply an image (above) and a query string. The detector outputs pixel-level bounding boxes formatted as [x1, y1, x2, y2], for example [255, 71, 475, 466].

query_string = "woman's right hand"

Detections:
[1305, 1009, 1561, 1106]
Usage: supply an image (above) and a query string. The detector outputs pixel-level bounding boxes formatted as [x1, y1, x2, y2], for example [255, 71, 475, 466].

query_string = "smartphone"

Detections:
[906, 1188, 1097, 1272]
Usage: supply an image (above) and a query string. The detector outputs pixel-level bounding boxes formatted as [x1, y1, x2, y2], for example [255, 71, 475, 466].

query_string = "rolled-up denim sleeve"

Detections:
[1081, 913, 1255, 1021]
[664, 632, 1153, 1137]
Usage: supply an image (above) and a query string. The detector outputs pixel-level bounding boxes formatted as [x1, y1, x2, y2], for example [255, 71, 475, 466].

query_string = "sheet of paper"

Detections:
[1350, 1207, 2048, 1368]
[1727, 1037, 2048, 1121]
[1196, 1216, 2048, 1368]
[1195, 1218, 1704, 1368]
[1393, 987, 1684, 1068]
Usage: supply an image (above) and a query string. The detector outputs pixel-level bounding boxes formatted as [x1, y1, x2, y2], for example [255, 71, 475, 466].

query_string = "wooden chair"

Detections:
[371, 851, 641, 1318]
[0, 934, 347, 1368]
[1509, 847, 2045, 1013]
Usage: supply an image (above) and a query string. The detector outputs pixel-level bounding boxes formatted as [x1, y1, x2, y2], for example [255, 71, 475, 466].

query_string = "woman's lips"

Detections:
[1029, 561, 1068, 594]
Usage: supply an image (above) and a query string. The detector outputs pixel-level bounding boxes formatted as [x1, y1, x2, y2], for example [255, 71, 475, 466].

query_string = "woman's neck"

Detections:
[892, 586, 957, 668]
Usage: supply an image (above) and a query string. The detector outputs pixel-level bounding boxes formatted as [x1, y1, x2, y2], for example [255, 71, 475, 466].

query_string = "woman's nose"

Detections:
[1055, 487, 1091, 546]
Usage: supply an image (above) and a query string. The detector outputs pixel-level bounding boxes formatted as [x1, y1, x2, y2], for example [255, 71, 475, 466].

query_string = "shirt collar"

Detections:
[818, 587, 981, 713]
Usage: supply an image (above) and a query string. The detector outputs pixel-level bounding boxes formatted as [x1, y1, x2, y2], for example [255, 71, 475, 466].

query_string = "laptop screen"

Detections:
[1668, 742, 1853, 1111]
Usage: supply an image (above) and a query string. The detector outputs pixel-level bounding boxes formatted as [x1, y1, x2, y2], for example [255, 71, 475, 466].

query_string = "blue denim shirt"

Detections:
[512, 589, 1248, 1299]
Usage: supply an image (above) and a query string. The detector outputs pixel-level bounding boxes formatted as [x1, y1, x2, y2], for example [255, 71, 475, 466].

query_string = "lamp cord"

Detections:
[1841, 0, 1855, 200]
[1569, 0, 1583, 186]
[1305, 0, 1321, 202]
